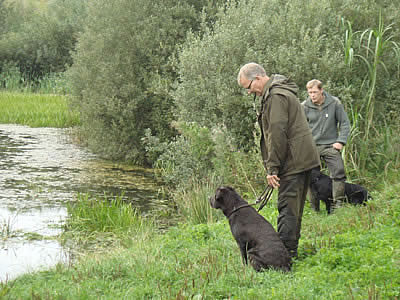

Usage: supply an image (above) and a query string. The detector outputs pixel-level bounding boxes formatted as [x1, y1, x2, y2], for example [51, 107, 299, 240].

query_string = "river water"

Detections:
[0, 124, 160, 281]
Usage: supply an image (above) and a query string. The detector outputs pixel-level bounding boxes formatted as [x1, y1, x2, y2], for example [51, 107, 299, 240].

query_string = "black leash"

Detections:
[227, 186, 274, 218]
[256, 185, 274, 212]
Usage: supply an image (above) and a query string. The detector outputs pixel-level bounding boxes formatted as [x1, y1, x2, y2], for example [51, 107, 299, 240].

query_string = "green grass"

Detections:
[3, 180, 399, 299]
[60, 193, 156, 252]
[0, 91, 80, 128]
[65, 193, 153, 235]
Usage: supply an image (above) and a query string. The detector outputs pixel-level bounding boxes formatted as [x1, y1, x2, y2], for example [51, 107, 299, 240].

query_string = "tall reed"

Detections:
[393, 42, 400, 79]
[342, 18, 355, 68]
[0, 64, 66, 94]
[0, 65, 26, 91]
[342, 15, 399, 176]
[357, 14, 395, 141]
[173, 176, 223, 225]
[342, 102, 362, 179]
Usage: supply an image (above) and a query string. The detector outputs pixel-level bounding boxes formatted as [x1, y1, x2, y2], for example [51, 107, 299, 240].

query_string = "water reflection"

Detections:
[0, 240, 69, 282]
[0, 124, 160, 281]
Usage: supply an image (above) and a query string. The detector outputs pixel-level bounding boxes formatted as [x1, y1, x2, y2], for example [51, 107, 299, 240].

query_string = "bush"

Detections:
[0, 0, 87, 85]
[66, 0, 223, 164]
[143, 121, 267, 224]
[144, 121, 264, 188]
[143, 122, 216, 187]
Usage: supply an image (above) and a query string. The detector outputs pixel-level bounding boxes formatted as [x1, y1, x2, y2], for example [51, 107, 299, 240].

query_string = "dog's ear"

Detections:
[214, 186, 231, 205]
[215, 186, 227, 200]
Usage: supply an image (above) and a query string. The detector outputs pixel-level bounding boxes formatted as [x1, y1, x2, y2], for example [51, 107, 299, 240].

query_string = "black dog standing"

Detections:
[310, 168, 369, 214]
[209, 186, 291, 272]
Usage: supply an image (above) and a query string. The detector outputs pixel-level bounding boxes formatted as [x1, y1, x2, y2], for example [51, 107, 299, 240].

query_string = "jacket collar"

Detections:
[305, 91, 335, 109]
[262, 76, 274, 99]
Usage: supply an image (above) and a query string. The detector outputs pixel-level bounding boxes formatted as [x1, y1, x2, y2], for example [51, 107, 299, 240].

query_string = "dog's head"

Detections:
[209, 186, 245, 214]
[310, 167, 323, 185]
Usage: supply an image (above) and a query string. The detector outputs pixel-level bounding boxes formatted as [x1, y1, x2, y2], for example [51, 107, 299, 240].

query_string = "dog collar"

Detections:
[227, 204, 254, 218]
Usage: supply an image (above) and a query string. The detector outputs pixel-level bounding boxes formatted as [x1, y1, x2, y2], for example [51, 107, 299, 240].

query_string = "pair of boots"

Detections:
[331, 180, 346, 212]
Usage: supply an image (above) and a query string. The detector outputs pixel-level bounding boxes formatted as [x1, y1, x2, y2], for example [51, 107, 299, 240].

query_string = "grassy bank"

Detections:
[0, 91, 398, 298]
[2, 179, 399, 299]
[0, 91, 79, 128]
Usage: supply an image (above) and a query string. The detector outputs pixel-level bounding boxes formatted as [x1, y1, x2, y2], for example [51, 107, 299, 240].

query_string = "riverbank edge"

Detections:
[3, 179, 400, 299]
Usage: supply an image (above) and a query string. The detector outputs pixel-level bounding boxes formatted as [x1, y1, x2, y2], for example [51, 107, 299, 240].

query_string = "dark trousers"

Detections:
[277, 170, 311, 257]
[317, 144, 346, 203]
[317, 144, 346, 181]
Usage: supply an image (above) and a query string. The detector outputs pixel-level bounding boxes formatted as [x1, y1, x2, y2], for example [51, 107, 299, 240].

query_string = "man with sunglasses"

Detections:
[237, 63, 320, 259]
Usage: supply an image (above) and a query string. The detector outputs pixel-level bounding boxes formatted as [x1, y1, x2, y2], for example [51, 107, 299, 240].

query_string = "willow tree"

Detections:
[66, 0, 224, 164]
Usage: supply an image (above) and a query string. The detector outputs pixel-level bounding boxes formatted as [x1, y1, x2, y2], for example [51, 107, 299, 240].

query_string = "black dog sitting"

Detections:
[310, 168, 369, 214]
[209, 186, 291, 272]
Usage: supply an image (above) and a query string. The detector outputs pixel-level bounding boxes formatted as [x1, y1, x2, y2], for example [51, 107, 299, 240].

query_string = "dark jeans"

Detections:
[277, 170, 311, 257]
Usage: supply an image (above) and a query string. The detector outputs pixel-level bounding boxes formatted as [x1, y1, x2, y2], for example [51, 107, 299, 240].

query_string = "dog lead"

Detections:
[256, 185, 274, 212]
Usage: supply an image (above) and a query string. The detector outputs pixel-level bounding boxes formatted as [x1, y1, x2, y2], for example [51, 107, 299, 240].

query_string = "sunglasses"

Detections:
[246, 79, 254, 90]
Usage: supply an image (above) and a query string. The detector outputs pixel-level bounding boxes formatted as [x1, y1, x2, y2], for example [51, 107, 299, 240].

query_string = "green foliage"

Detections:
[66, 0, 218, 164]
[0, 0, 87, 82]
[173, 0, 349, 151]
[0, 0, 86, 93]
[342, 14, 400, 176]
[0, 62, 21, 90]
[0, 0, 8, 36]
[144, 122, 216, 187]
[65, 193, 152, 235]
[144, 120, 265, 188]
[144, 121, 267, 224]
[0, 62, 69, 93]
[0, 91, 80, 127]
[344, 109, 400, 183]
[172, 176, 223, 225]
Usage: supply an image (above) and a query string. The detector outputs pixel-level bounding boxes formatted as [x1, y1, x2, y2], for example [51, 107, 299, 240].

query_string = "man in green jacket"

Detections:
[237, 63, 320, 258]
[302, 79, 351, 212]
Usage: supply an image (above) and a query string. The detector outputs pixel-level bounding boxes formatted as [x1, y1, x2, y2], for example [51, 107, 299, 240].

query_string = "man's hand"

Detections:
[267, 174, 280, 189]
[332, 142, 343, 151]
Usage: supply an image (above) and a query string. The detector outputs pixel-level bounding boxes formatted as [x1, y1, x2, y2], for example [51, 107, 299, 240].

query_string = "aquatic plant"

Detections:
[0, 216, 20, 240]
[64, 193, 153, 235]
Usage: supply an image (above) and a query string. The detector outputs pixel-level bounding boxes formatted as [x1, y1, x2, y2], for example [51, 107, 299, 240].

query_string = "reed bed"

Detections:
[0, 91, 80, 128]
[65, 193, 153, 235]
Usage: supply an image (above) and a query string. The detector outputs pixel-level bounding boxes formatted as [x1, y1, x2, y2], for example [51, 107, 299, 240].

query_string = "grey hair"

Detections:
[306, 79, 323, 90]
[237, 63, 267, 85]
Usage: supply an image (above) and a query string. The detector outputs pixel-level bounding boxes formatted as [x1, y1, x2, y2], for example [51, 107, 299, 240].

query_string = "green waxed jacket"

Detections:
[258, 75, 320, 177]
